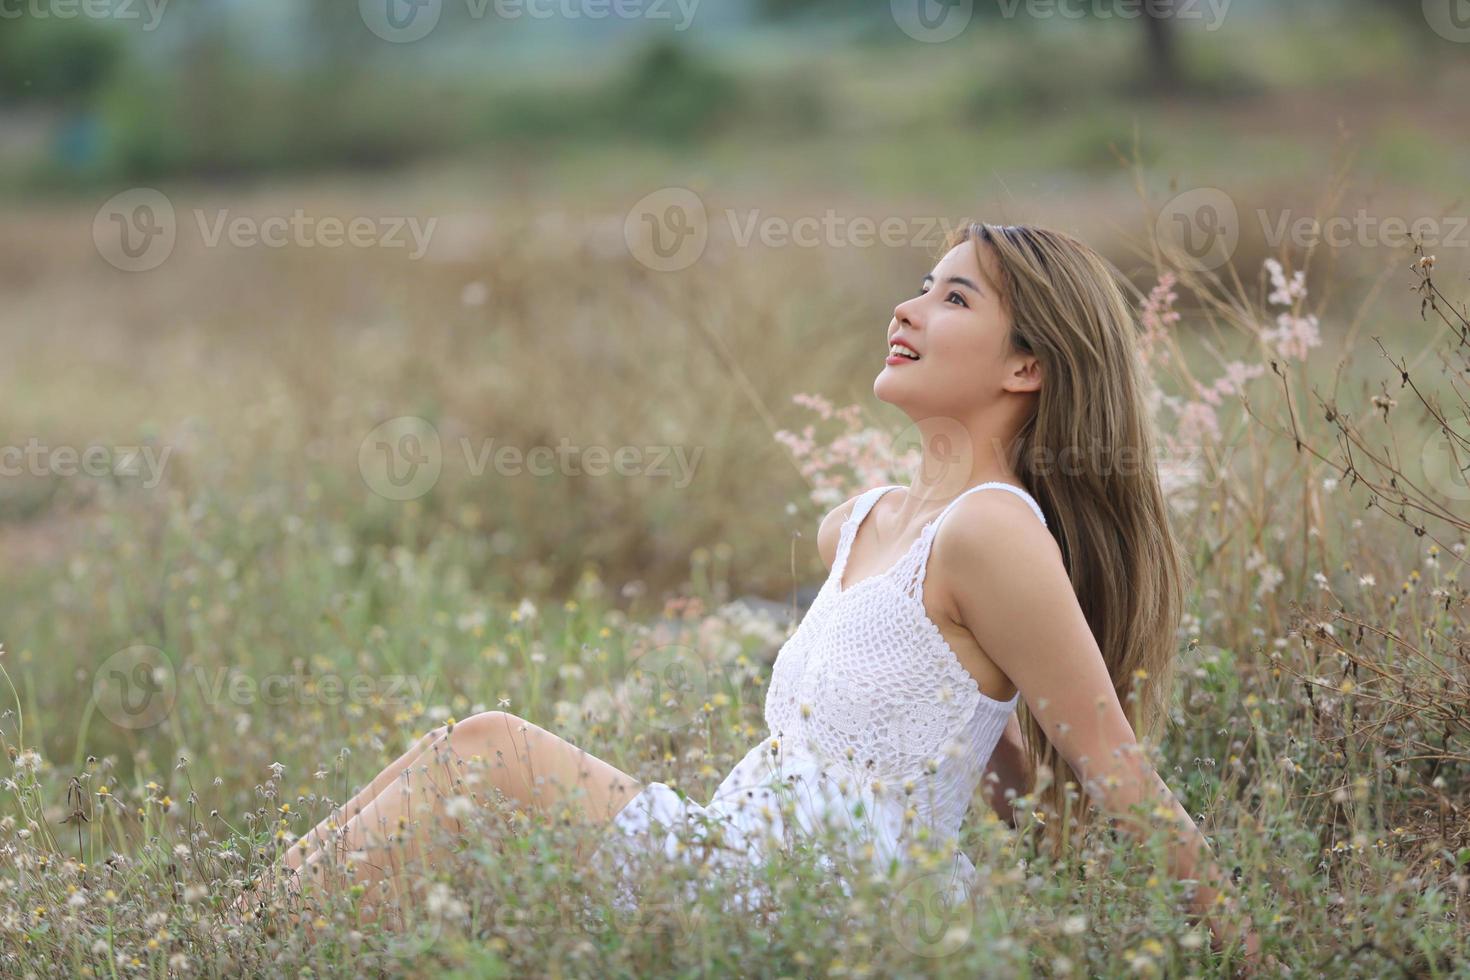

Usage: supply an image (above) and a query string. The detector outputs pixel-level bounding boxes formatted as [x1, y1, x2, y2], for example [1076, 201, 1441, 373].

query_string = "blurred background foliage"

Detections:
[0, 0, 1462, 188]
[1, 0, 1467, 603]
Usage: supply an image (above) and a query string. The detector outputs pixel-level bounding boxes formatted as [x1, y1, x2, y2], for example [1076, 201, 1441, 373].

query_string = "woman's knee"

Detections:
[430, 710, 520, 755]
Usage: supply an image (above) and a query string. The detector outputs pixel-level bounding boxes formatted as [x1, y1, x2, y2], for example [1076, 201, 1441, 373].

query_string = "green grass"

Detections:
[1, 19, 1469, 976]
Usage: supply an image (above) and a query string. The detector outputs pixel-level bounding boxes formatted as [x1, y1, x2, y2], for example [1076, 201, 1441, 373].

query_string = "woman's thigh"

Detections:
[441, 711, 644, 826]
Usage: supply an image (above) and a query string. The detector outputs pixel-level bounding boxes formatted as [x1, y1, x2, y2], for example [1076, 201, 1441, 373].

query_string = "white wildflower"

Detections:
[1255, 564, 1284, 599]
[426, 881, 466, 919]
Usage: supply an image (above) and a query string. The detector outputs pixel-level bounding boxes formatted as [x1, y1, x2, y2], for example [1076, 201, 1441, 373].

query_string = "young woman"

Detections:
[266, 222, 1261, 965]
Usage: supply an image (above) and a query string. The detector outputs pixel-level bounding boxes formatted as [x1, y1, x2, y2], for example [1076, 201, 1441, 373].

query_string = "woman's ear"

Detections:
[1006, 353, 1043, 394]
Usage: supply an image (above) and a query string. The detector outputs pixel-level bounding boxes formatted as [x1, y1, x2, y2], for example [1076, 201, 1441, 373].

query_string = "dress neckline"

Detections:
[835, 524, 932, 595]
[829, 486, 1022, 709]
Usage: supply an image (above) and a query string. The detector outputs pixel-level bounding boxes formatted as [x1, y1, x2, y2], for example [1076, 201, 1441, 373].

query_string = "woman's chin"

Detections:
[873, 368, 910, 405]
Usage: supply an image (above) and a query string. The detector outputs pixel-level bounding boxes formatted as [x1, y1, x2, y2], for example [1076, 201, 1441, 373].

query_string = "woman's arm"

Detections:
[936, 494, 1260, 963]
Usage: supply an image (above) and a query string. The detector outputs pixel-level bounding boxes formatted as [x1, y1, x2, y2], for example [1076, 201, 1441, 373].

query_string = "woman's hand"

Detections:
[979, 711, 1033, 827]
[1207, 906, 1265, 976]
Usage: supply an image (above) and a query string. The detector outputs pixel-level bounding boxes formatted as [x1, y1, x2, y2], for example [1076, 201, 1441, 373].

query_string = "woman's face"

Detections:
[874, 239, 1034, 419]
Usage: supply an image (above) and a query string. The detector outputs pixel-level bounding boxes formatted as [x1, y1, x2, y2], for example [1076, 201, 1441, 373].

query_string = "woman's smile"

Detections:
[885, 337, 921, 365]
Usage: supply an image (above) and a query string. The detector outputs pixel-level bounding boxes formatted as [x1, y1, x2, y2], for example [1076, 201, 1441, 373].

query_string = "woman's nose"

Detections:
[893, 295, 920, 327]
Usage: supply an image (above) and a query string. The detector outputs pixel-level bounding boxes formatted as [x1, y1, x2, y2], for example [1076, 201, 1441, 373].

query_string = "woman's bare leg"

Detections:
[283, 726, 448, 871]
[282, 710, 643, 920]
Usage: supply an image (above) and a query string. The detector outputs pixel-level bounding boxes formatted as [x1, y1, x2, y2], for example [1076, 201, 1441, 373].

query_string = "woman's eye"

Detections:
[915, 285, 968, 306]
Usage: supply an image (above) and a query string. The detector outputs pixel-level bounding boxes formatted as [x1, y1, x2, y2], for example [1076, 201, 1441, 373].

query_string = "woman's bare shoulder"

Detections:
[815, 490, 869, 572]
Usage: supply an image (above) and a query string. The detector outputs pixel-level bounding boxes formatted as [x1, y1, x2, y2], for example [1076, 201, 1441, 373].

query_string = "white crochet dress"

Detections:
[592, 482, 1048, 907]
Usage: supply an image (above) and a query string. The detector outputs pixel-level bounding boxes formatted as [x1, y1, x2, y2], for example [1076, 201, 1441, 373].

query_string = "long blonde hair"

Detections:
[948, 222, 1190, 858]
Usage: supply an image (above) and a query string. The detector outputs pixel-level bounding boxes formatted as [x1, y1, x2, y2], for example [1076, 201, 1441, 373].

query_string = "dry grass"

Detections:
[0, 152, 1467, 975]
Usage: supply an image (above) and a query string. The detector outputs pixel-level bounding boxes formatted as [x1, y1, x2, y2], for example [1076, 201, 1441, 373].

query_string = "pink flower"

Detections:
[1263, 312, 1321, 361]
[1177, 401, 1222, 445]
[1265, 258, 1308, 307]
[1138, 272, 1181, 370]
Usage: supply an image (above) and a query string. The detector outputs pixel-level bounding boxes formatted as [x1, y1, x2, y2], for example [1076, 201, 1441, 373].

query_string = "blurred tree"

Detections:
[614, 38, 742, 142]
[755, 0, 1183, 88]
[1349, 0, 1448, 55]
[758, 0, 866, 15]
[0, 17, 122, 107]
[1142, 5, 1178, 87]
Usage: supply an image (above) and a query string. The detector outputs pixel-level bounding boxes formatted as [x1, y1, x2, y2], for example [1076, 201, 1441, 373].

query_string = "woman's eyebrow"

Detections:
[922, 273, 983, 295]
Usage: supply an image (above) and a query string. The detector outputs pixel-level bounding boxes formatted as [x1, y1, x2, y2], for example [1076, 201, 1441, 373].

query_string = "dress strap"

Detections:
[891, 481, 1047, 604]
[831, 485, 902, 583]
[933, 481, 1047, 531]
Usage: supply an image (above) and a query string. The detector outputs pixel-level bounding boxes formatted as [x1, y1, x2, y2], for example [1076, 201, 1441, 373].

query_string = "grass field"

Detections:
[2, 17, 1470, 977]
